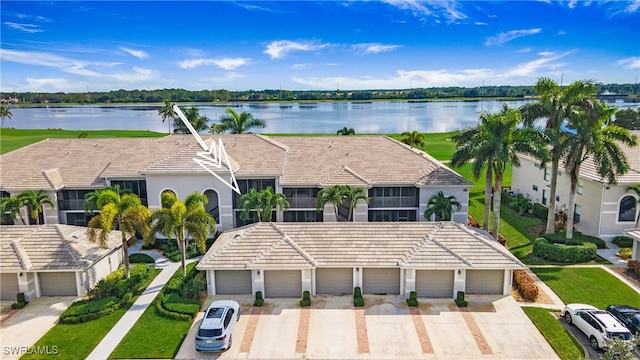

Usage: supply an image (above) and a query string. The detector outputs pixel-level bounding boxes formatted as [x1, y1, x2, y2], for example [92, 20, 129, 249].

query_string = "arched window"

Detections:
[203, 190, 219, 223]
[618, 195, 637, 222]
[160, 189, 177, 209]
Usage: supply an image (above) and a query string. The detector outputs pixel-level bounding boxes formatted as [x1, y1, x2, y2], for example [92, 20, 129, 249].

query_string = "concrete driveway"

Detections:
[176, 294, 559, 360]
[0, 296, 77, 360]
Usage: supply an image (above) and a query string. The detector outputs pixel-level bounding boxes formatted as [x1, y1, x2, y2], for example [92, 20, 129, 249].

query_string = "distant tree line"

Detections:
[2, 83, 638, 104]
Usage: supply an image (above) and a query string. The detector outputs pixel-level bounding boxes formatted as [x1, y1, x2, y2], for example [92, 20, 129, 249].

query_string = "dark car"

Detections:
[607, 305, 640, 334]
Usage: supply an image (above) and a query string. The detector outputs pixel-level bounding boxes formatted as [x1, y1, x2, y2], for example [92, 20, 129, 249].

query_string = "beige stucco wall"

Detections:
[418, 187, 469, 224]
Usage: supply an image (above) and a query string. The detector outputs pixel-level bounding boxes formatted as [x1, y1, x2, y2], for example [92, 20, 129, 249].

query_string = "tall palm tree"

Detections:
[336, 127, 355, 135]
[626, 184, 640, 227]
[316, 185, 347, 221]
[18, 190, 55, 225]
[400, 130, 425, 148]
[0, 194, 26, 224]
[0, 105, 12, 128]
[239, 187, 289, 222]
[86, 189, 150, 279]
[148, 191, 216, 275]
[219, 107, 266, 134]
[563, 102, 637, 239]
[424, 191, 461, 221]
[451, 114, 494, 231]
[158, 98, 176, 134]
[520, 77, 597, 234]
[173, 106, 210, 134]
[342, 186, 370, 222]
[84, 185, 130, 215]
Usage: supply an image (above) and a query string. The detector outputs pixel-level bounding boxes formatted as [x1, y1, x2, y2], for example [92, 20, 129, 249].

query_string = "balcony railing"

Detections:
[369, 197, 418, 208]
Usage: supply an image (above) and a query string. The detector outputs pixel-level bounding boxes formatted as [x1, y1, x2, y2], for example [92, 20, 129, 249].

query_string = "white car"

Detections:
[195, 300, 240, 352]
[563, 303, 633, 351]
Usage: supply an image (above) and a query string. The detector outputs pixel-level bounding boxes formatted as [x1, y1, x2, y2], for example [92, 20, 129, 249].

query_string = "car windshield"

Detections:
[206, 307, 225, 319]
[608, 331, 631, 341]
[198, 328, 222, 337]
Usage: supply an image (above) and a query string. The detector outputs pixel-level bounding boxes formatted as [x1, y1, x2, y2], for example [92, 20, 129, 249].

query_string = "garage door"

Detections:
[415, 270, 454, 298]
[215, 270, 252, 294]
[466, 270, 504, 294]
[363, 268, 400, 294]
[264, 270, 302, 298]
[1, 273, 20, 300]
[39, 272, 77, 296]
[316, 268, 353, 295]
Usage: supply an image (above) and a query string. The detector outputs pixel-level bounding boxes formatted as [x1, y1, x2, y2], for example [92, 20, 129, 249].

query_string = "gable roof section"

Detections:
[0, 225, 122, 272]
[319, 165, 372, 187]
[197, 222, 524, 270]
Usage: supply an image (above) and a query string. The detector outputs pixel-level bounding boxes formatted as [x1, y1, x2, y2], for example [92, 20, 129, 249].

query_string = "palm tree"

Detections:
[0, 105, 12, 128]
[337, 127, 355, 135]
[316, 185, 347, 221]
[563, 101, 637, 239]
[158, 98, 176, 134]
[219, 107, 266, 134]
[424, 191, 461, 221]
[520, 77, 597, 234]
[342, 186, 370, 222]
[18, 190, 55, 225]
[400, 130, 425, 148]
[173, 106, 210, 134]
[239, 187, 289, 222]
[84, 185, 130, 215]
[148, 191, 216, 275]
[0, 194, 26, 224]
[626, 184, 640, 227]
[86, 189, 150, 279]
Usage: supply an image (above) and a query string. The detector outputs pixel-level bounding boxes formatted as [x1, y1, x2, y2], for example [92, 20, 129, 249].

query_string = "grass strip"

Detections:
[532, 267, 640, 309]
[522, 307, 583, 360]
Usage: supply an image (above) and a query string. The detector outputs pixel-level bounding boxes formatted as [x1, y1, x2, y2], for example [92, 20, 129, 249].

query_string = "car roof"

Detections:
[609, 305, 640, 313]
[199, 300, 239, 330]
[591, 311, 632, 332]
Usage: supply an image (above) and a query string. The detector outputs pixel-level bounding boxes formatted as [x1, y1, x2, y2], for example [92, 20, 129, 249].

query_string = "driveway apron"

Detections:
[306, 309, 358, 359]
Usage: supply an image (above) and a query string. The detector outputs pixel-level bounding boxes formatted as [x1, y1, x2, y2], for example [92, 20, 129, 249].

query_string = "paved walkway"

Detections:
[85, 246, 181, 360]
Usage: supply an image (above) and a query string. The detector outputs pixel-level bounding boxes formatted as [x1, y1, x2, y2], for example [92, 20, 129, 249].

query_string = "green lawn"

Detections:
[522, 307, 583, 360]
[0, 128, 165, 154]
[532, 267, 640, 309]
[21, 269, 161, 360]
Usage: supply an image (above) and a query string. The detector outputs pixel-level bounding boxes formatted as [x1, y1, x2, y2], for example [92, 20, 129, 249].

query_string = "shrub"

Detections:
[16, 292, 26, 304]
[407, 292, 419, 307]
[154, 299, 192, 321]
[11, 302, 26, 309]
[618, 247, 632, 260]
[353, 287, 362, 299]
[160, 293, 200, 317]
[541, 232, 605, 249]
[254, 291, 264, 307]
[513, 270, 539, 302]
[532, 238, 597, 263]
[409, 291, 417, 300]
[455, 291, 467, 307]
[613, 236, 634, 248]
[509, 195, 532, 214]
[353, 287, 364, 307]
[129, 253, 155, 264]
[532, 203, 548, 220]
[629, 260, 640, 276]
[176, 275, 206, 300]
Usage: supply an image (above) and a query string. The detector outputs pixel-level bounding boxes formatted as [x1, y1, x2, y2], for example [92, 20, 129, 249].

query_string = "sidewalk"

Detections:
[85, 247, 181, 360]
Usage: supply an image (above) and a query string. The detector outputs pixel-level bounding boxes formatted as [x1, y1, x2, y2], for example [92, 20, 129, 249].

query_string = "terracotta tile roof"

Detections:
[197, 222, 524, 270]
[0, 225, 121, 271]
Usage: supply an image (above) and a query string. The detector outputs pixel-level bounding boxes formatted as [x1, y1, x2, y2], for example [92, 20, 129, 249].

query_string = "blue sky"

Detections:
[1, 1, 639, 92]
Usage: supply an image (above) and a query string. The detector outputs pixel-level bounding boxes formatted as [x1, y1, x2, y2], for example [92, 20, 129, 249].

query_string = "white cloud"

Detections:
[120, 47, 148, 59]
[25, 78, 72, 91]
[352, 43, 401, 54]
[485, 28, 542, 46]
[264, 40, 329, 59]
[382, 0, 467, 23]
[177, 57, 250, 70]
[507, 51, 572, 77]
[4, 22, 43, 33]
[475, 21, 488, 26]
[292, 64, 309, 70]
[624, 0, 640, 13]
[617, 57, 640, 69]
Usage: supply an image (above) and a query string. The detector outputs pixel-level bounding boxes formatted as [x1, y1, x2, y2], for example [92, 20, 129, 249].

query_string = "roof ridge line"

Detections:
[341, 165, 372, 186]
[254, 134, 290, 152]
[54, 225, 85, 269]
[272, 223, 317, 266]
[247, 223, 283, 267]
[456, 222, 524, 266]
[428, 223, 473, 267]
[11, 237, 32, 270]
[42, 168, 62, 190]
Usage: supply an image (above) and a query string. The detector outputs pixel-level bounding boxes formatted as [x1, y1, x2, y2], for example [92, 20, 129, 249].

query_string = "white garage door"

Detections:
[215, 270, 252, 294]
[466, 270, 504, 294]
[415, 270, 454, 298]
[363, 268, 400, 294]
[1, 273, 20, 300]
[264, 270, 302, 298]
[316, 268, 353, 295]
[39, 272, 77, 296]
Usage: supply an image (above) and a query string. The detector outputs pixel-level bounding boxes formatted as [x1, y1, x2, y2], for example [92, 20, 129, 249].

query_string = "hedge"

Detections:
[353, 287, 364, 307]
[532, 203, 548, 220]
[532, 238, 597, 263]
[513, 270, 539, 302]
[154, 262, 203, 321]
[129, 253, 155, 263]
[60, 294, 132, 324]
[541, 232, 605, 249]
[612, 236, 633, 248]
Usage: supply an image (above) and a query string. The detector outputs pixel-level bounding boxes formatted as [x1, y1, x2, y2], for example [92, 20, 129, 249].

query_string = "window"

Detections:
[203, 190, 219, 223]
[532, 185, 538, 191]
[111, 180, 148, 206]
[160, 190, 176, 208]
[542, 189, 548, 206]
[59, 189, 91, 210]
[282, 188, 319, 208]
[368, 210, 417, 222]
[368, 187, 418, 208]
[618, 195, 637, 222]
[66, 213, 94, 226]
[577, 180, 583, 195]
[544, 167, 551, 181]
[574, 204, 581, 223]
[283, 211, 322, 222]
[1, 191, 14, 225]
[233, 179, 276, 209]
[223, 308, 234, 328]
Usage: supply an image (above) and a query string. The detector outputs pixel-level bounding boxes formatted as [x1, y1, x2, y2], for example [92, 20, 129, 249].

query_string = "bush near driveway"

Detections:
[155, 262, 204, 321]
[522, 307, 583, 360]
[532, 267, 640, 310]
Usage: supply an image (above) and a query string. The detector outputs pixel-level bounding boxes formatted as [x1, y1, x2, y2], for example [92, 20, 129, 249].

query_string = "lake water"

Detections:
[7, 100, 639, 134]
